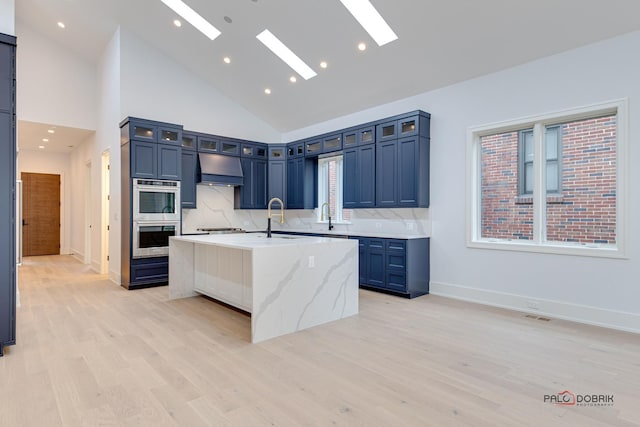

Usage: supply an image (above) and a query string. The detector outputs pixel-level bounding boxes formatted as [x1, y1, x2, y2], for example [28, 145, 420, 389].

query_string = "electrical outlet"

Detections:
[527, 300, 540, 310]
[308, 256, 315, 268]
[406, 223, 414, 231]
[375, 222, 382, 229]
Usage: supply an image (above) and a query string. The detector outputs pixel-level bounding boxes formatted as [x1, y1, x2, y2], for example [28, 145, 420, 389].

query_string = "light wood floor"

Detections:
[2, 256, 640, 426]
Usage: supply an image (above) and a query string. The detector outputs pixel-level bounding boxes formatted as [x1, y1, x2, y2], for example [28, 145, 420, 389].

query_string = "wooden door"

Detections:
[22, 172, 60, 256]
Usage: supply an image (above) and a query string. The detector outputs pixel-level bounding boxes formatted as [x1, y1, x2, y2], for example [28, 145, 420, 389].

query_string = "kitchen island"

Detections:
[168, 233, 358, 343]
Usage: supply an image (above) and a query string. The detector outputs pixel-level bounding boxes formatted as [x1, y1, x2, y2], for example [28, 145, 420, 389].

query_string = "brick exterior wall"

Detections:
[480, 115, 616, 244]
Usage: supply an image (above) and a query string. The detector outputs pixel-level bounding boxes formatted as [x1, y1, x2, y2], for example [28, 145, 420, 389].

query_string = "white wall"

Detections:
[69, 134, 95, 260]
[18, 149, 72, 255]
[282, 31, 640, 332]
[0, 0, 14, 36]
[96, 29, 121, 282]
[16, 21, 97, 130]
[118, 28, 280, 143]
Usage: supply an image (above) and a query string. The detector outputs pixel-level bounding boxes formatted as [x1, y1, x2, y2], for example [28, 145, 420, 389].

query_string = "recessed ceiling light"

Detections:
[339, 0, 398, 46]
[223, 56, 231, 64]
[289, 76, 297, 83]
[38, 145, 45, 149]
[224, 16, 232, 24]
[57, 22, 66, 29]
[358, 42, 367, 51]
[173, 19, 182, 27]
[320, 61, 328, 69]
[256, 29, 317, 80]
[264, 88, 271, 95]
[160, 0, 221, 41]
[48, 129, 55, 134]
[42, 138, 49, 142]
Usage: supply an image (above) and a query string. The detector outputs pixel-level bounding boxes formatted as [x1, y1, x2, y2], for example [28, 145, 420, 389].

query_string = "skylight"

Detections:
[339, 0, 398, 46]
[256, 29, 317, 80]
[160, 0, 221, 41]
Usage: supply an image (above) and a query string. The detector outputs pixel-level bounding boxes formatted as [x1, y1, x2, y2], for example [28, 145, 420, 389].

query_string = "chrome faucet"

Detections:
[267, 197, 284, 238]
[320, 202, 334, 231]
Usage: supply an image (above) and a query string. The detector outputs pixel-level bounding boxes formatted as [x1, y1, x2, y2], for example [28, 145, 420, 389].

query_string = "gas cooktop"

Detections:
[196, 227, 246, 234]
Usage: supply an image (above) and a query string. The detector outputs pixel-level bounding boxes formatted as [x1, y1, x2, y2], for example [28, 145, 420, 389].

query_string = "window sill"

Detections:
[467, 239, 626, 259]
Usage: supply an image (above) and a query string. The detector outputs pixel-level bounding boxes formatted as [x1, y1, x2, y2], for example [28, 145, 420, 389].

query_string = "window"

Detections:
[317, 155, 352, 223]
[468, 100, 627, 258]
[519, 126, 561, 195]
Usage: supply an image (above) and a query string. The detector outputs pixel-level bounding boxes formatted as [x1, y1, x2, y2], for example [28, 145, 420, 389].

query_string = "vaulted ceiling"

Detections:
[16, 0, 640, 133]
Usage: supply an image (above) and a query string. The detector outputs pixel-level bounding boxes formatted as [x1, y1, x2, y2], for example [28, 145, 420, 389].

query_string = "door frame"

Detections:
[84, 160, 92, 265]
[101, 150, 110, 275]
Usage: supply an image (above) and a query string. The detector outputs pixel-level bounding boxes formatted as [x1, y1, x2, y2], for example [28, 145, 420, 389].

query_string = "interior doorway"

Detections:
[84, 161, 92, 265]
[21, 172, 61, 256]
[101, 150, 110, 275]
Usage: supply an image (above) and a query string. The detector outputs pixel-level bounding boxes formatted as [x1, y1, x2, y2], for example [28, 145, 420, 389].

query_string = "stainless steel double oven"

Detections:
[131, 178, 181, 258]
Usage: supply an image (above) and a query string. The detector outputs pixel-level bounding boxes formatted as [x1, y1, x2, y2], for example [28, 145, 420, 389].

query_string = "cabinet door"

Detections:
[357, 238, 368, 285]
[397, 136, 418, 207]
[358, 126, 375, 145]
[343, 148, 358, 208]
[181, 150, 197, 208]
[358, 144, 376, 208]
[367, 239, 385, 287]
[376, 140, 397, 207]
[268, 160, 286, 203]
[254, 159, 268, 209]
[131, 140, 157, 179]
[157, 143, 181, 181]
[286, 159, 299, 208]
[158, 127, 181, 145]
[376, 120, 397, 142]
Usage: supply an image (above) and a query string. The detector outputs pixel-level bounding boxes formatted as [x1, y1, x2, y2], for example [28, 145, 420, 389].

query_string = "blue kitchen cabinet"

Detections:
[0, 33, 16, 356]
[157, 142, 181, 181]
[375, 140, 398, 207]
[236, 158, 267, 209]
[367, 239, 386, 288]
[268, 145, 287, 203]
[220, 138, 241, 156]
[181, 148, 197, 209]
[286, 157, 316, 209]
[343, 144, 376, 208]
[287, 158, 303, 208]
[237, 143, 268, 209]
[131, 140, 157, 179]
[130, 257, 169, 286]
[353, 236, 429, 298]
[322, 133, 342, 154]
[374, 112, 430, 208]
[197, 134, 221, 153]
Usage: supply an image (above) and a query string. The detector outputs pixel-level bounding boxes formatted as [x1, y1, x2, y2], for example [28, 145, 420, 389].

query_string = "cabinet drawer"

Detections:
[386, 271, 407, 292]
[385, 239, 406, 252]
[367, 239, 385, 251]
[131, 260, 168, 284]
[386, 251, 406, 270]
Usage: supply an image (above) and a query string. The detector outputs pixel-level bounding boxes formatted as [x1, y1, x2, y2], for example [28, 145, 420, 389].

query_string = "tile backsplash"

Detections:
[182, 186, 431, 237]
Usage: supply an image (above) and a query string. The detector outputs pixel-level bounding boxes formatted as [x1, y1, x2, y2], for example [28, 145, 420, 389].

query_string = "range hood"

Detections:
[197, 153, 244, 186]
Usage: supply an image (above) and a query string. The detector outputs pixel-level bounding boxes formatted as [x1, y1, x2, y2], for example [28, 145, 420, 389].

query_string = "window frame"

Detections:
[518, 126, 562, 196]
[467, 99, 628, 259]
[317, 154, 351, 224]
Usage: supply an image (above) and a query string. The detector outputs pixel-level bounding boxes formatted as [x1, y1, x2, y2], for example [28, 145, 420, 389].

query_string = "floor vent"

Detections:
[525, 314, 552, 322]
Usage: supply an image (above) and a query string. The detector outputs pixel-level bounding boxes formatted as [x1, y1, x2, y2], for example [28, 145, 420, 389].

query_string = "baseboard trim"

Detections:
[91, 261, 101, 274]
[109, 269, 121, 286]
[430, 281, 640, 334]
[70, 251, 84, 263]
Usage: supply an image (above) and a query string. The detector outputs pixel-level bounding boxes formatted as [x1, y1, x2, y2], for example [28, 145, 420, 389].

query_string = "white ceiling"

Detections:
[18, 121, 94, 153]
[15, 0, 640, 135]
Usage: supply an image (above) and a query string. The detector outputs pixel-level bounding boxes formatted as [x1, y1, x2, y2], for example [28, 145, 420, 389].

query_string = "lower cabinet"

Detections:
[128, 257, 169, 289]
[354, 237, 429, 298]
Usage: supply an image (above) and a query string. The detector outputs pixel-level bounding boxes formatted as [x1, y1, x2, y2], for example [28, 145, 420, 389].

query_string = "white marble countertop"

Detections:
[245, 228, 430, 240]
[171, 233, 344, 250]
